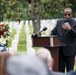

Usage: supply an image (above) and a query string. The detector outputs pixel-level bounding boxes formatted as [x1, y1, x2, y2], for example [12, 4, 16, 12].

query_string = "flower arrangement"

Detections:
[0, 23, 11, 38]
[0, 23, 11, 45]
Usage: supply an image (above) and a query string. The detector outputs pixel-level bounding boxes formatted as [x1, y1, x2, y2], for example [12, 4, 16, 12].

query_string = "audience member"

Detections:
[36, 47, 65, 75]
[5, 49, 76, 75]
[36, 47, 54, 70]
[6, 53, 49, 75]
[0, 51, 13, 75]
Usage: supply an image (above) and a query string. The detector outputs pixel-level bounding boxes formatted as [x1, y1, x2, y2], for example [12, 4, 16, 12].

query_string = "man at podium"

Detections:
[51, 8, 76, 72]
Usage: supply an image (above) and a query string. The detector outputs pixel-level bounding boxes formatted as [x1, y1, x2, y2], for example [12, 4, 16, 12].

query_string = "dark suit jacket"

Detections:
[51, 18, 76, 55]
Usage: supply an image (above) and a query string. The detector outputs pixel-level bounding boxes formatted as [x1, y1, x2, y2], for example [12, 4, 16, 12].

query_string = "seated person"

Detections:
[0, 51, 13, 75]
[6, 53, 49, 75]
[36, 47, 65, 75]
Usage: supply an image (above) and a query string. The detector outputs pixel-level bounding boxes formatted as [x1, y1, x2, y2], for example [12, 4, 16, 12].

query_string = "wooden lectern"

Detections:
[32, 35, 61, 71]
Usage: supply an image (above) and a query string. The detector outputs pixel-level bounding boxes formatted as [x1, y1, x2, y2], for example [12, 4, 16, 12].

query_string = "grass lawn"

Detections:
[17, 24, 27, 52]
[74, 63, 76, 70]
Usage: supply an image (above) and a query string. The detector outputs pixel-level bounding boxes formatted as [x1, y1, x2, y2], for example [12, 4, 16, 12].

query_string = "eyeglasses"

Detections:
[64, 14, 71, 16]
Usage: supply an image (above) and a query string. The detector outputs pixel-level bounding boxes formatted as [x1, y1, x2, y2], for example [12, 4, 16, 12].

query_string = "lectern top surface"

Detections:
[32, 35, 57, 38]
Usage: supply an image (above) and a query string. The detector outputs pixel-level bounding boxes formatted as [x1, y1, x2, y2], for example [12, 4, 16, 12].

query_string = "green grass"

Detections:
[65, 64, 76, 73]
[74, 63, 76, 70]
[17, 25, 27, 52]
[41, 31, 46, 35]
[28, 24, 41, 51]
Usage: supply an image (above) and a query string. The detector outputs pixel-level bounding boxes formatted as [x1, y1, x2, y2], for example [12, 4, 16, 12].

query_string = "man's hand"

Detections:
[62, 23, 71, 30]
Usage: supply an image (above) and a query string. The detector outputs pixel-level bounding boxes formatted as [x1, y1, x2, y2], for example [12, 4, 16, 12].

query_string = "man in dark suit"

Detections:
[51, 8, 76, 72]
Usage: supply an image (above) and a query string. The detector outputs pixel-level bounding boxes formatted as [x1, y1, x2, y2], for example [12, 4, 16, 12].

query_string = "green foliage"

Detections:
[0, 0, 30, 21]
[39, 0, 72, 19]
[0, 0, 76, 21]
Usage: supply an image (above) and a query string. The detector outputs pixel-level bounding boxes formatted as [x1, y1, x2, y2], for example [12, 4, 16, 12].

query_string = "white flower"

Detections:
[0, 36, 6, 45]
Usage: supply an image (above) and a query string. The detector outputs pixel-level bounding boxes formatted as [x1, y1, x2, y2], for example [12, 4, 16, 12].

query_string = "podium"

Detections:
[32, 35, 61, 71]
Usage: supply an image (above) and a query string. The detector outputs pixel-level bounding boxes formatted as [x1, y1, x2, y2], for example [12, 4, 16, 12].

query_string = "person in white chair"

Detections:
[36, 47, 65, 75]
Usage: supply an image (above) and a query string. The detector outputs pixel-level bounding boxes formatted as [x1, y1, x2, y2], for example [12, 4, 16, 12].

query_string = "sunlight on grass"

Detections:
[74, 63, 76, 70]
[17, 25, 26, 52]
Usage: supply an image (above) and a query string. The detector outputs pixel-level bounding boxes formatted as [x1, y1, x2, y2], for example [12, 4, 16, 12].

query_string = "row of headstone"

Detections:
[28, 19, 57, 36]
[40, 19, 57, 36]
[29, 19, 57, 36]
[0, 19, 57, 53]
[25, 21, 35, 54]
[25, 19, 57, 54]
[11, 21, 24, 53]
[4, 21, 24, 53]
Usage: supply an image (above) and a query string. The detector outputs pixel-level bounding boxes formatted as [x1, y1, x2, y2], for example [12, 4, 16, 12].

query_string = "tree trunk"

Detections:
[36, 0, 41, 33]
[31, 0, 41, 34]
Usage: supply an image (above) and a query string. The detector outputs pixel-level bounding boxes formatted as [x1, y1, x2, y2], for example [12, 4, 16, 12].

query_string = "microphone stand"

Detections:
[32, 27, 47, 37]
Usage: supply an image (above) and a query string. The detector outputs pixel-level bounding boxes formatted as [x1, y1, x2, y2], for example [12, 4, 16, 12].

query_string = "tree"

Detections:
[40, 0, 72, 19]
[27, 0, 72, 33]
[0, 0, 75, 34]
[27, 0, 41, 34]
[0, 0, 29, 22]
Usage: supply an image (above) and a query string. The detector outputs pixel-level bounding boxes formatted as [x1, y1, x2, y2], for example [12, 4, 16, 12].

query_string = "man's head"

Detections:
[64, 8, 72, 20]
[36, 48, 54, 70]
[6, 53, 49, 75]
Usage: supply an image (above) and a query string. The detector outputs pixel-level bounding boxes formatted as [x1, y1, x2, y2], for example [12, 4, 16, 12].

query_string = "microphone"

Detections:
[32, 27, 47, 37]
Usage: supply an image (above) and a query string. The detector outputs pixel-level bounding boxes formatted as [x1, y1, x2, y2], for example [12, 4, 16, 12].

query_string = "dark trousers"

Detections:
[58, 49, 75, 72]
